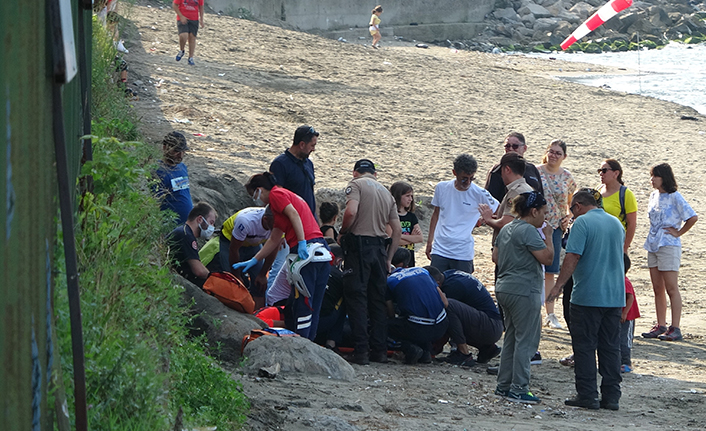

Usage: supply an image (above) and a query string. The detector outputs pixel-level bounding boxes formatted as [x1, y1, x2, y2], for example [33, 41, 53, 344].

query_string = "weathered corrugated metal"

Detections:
[1, 1, 87, 429]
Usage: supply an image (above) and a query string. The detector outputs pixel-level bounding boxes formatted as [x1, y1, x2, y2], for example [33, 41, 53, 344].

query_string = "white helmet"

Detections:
[286, 243, 332, 298]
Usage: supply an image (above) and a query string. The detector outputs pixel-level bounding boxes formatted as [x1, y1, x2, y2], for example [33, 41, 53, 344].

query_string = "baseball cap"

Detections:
[293, 125, 319, 144]
[354, 159, 376, 174]
[162, 131, 189, 151]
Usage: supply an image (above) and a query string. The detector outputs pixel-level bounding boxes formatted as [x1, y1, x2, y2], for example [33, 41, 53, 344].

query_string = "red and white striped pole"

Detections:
[560, 0, 633, 50]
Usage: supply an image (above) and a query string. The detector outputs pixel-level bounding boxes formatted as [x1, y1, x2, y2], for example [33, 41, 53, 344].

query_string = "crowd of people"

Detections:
[155, 126, 697, 411]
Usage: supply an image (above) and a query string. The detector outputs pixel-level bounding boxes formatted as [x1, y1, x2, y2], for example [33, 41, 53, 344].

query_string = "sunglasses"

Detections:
[597, 168, 613, 174]
[504, 143, 523, 150]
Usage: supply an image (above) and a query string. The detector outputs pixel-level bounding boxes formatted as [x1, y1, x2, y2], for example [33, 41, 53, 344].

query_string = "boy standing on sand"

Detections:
[173, 0, 204, 66]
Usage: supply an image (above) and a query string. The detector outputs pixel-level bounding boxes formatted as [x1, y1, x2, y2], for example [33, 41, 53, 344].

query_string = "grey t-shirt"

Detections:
[494, 218, 546, 296]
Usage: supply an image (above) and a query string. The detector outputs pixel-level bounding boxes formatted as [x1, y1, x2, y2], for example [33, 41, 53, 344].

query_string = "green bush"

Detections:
[53, 15, 249, 431]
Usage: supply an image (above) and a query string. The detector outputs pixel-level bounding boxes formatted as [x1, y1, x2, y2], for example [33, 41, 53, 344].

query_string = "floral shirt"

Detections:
[644, 190, 697, 252]
[537, 166, 577, 229]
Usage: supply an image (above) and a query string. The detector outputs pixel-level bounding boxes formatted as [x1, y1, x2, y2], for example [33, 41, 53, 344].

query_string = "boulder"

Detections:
[555, 10, 581, 24]
[494, 7, 521, 22]
[176, 274, 267, 362]
[533, 17, 562, 34]
[518, 3, 554, 18]
[495, 23, 515, 37]
[549, 21, 573, 45]
[546, 2, 566, 17]
[521, 13, 537, 26]
[242, 336, 356, 381]
[190, 170, 252, 226]
[584, 0, 604, 7]
[647, 6, 671, 28]
[569, 2, 594, 20]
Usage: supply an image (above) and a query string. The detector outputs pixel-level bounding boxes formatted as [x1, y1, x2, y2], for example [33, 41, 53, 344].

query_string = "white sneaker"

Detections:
[545, 313, 563, 329]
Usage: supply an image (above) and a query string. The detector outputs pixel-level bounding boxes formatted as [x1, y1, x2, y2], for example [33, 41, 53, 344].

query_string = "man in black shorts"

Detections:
[172, 0, 204, 66]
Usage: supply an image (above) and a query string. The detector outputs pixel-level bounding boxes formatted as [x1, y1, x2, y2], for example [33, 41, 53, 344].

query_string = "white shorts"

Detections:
[647, 246, 681, 272]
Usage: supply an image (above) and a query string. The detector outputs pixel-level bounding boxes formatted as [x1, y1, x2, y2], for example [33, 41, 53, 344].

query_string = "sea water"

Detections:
[529, 42, 706, 115]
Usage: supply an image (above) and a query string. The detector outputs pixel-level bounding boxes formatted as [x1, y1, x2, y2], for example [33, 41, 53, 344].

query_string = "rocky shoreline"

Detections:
[446, 0, 706, 52]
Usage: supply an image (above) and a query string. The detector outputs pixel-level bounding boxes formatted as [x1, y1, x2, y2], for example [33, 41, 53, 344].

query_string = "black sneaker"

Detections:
[477, 345, 501, 364]
[486, 365, 499, 375]
[565, 396, 600, 410]
[600, 399, 620, 411]
[370, 351, 388, 363]
[444, 350, 473, 365]
[508, 391, 541, 404]
[419, 351, 433, 364]
[350, 352, 369, 365]
[530, 351, 542, 365]
[404, 344, 423, 365]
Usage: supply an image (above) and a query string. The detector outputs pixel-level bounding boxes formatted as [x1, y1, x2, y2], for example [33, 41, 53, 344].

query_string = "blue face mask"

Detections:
[199, 218, 215, 239]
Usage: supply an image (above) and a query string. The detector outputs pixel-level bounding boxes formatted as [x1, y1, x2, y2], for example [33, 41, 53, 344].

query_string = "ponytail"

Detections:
[372, 5, 383, 14]
[245, 172, 277, 194]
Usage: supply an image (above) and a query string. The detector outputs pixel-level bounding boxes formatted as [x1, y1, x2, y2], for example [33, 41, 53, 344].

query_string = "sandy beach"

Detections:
[124, 1, 706, 429]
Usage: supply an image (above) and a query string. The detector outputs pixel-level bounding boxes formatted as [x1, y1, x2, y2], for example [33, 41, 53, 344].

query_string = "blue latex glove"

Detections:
[232, 257, 261, 273]
[297, 240, 309, 260]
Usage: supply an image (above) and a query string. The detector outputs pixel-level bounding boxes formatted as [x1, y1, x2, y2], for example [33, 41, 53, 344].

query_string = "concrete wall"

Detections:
[208, 0, 495, 31]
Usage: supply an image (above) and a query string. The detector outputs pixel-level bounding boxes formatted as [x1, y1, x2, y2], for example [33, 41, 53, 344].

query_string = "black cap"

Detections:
[162, 131, 189, 151]
[293, 125, 319, 145]
[354, 159, 376, 174]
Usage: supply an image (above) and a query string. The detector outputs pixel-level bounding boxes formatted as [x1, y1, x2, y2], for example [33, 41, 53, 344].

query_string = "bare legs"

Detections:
[178, 32, 188, 51]
[188, 33, 197, 58]
[649, 267, 681, 328]
[372, 32, 381, 47]
[545, 272, 556, 315]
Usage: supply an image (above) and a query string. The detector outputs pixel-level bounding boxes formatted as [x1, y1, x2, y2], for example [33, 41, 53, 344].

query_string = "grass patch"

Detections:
[53, 16, 248, 431]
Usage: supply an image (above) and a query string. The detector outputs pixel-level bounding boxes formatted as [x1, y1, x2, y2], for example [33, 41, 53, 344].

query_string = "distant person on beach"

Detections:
[319, 201, 340, 242]
[641, 163, 697, 342]
[369, 5, 383, 48]
[493, 192, 553, 404]
[167, 202, 217, 288]
[598, 159, 638, 254]
[484, 132, 543, 202]
[154, 131, 193, 225]
[548, 189, 625, 410]
[389, 182, 423, 267]
[426, 154, 499, 273]
[173, 0, 204, 66]
[537, 140, 576, 329]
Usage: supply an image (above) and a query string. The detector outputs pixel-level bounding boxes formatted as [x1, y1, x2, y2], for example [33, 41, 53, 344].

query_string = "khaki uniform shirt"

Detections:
[345, 173, 398, 237]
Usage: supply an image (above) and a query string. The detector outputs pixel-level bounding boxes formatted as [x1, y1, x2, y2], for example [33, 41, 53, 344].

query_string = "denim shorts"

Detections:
[545, 227, 563, 274]
[177, 19, 199, 37]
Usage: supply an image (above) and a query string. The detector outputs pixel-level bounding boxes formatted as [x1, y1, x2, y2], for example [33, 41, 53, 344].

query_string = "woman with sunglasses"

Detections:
[598, 159, 638, 253]
[642, 163, 697, 341]
[493, 192, 554, 404]
[537, 139, 576, 329]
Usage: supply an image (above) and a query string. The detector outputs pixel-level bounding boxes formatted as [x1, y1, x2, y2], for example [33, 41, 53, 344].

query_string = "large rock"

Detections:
[521, 13, 537, 26]
[494, 7, 521, 22]
[555, 10, 581, 24]
[569, 2, 595, 20]
[549, 21, 574, 45]
[647, 6, 671, 28]
[518, 3, 554, 18]
[190, 170, 252, 226]
[242, 336, 356, 381]
[176, 274, 267, 362]
[533, 17, 562, 34]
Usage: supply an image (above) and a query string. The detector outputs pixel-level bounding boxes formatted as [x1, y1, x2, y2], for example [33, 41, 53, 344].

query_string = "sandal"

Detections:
[559, 354, 575, 367]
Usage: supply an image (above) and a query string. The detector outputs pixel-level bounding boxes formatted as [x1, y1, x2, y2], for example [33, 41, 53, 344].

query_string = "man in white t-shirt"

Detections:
[425, 154, 499, 273]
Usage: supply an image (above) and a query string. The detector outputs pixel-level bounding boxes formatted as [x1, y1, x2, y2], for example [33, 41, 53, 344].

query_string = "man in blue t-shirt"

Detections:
[386, 267, 449, 365]
[269, 125, 319, 218]
[428, 268, 503, 365]
[154, 131, 193, 225]
[548, 189, 625, 411]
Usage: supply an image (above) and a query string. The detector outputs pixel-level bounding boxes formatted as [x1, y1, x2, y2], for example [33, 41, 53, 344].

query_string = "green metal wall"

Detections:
[0, 1, 87, 429]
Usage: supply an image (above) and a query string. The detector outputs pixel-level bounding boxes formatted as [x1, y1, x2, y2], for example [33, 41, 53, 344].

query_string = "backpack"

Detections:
[241, 327, 299, 354]
[618, 185, 627, 225]
[202, 271, 255, 314]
